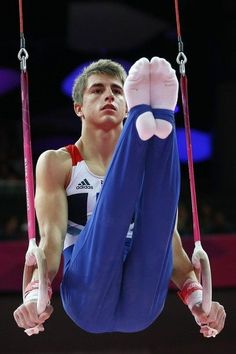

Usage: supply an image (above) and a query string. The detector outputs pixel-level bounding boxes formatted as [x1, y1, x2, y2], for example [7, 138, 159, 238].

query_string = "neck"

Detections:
[76, 124, 122, 170]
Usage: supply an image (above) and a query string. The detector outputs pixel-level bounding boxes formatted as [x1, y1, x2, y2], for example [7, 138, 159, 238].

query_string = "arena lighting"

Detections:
[0, 67, 20, 95]
[61, 59, 132, 97]
[176, 128, 212, 162]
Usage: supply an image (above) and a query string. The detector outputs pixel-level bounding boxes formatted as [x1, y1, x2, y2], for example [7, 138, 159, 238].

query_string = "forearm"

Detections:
[29, 226, 64, 284]
[34, 192, 67, 283]
[171, 257, 197, 290]
[39, 226, 65, 282]
[171, 228, 198, 289]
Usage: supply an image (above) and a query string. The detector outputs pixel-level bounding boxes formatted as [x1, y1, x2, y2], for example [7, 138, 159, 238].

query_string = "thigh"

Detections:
[115, 127, 180, 330]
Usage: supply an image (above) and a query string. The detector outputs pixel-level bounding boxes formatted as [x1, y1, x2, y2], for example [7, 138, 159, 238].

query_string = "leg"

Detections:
[116, 129, 180, 332]
[113, 58, 180, 332]
[61, 59, 152, 333]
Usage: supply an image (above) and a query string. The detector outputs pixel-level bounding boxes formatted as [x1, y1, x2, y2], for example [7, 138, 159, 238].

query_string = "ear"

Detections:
[124, 102, 128, 118]
[74, 103, 83, 117]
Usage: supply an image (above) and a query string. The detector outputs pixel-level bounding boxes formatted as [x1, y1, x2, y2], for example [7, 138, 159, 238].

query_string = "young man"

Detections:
[13, 57, 226, 337]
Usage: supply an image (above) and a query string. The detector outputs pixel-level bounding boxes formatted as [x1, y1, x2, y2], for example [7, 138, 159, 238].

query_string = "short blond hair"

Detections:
[72, 59, 127, 104]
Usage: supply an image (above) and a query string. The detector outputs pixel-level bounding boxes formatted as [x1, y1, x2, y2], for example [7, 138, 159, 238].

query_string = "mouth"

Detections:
[101, 104, 116, 111]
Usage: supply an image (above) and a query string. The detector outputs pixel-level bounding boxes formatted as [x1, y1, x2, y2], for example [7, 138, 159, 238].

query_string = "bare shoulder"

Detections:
[36, 148, 72, 187]
[37, 148, 70, 165]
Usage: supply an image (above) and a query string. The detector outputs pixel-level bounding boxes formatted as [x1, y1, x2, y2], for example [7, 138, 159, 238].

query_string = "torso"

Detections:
[63, 144, 104, 249]
[63, 144, 133, 258]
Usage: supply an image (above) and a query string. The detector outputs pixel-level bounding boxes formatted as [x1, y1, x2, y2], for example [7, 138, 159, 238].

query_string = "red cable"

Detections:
[173, 0, 201, 243]
[18, 0, 36, 241]
[18, 0, 49, 323]
[180, 76, 201, 242]
[19, 0, 24, 34]
[174, 0, 181, 38]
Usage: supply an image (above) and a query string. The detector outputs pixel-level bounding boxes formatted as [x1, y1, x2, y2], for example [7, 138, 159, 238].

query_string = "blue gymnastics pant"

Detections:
[61, 104, 180, 333]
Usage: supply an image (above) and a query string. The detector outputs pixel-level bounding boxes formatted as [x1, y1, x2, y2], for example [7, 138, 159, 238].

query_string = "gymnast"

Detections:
[13, 56, 226, 337]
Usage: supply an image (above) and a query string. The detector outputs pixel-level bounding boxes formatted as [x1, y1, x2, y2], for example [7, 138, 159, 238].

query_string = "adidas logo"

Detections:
[76, 178, 93, 189]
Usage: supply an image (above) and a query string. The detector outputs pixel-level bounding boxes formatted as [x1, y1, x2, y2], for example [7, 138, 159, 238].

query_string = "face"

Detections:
[74, 73, 127, 131]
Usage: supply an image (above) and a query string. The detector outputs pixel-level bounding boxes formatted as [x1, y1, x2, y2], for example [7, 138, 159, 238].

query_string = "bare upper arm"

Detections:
[35, 149, 70, 191]
[35, 149, 71, 237]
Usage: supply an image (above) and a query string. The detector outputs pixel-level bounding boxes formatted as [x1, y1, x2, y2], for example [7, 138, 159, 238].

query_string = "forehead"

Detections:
[86, 73, 123, 88]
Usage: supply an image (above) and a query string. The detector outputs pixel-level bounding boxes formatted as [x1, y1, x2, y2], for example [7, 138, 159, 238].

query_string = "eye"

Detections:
[113, 88, 123, 95]
[93, 88, 102, 94]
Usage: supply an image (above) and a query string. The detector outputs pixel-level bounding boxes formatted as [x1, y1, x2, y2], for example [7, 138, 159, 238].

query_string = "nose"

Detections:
[105, 88, 115, 102]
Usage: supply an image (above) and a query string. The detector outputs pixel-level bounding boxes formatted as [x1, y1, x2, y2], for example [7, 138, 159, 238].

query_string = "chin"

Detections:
[99, 117, 123, 131]
[103, 115, 122, 123]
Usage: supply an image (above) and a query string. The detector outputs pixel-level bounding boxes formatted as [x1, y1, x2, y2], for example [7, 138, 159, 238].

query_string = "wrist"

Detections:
[24, 279, 52, 304]
[178, 279, 203, 310]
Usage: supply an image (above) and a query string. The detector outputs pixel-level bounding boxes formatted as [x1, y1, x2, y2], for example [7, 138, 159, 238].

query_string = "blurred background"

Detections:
[0, 1, 236, 353]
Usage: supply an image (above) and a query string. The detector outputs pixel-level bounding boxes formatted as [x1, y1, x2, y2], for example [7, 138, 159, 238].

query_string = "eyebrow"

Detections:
[88, 83, 123, 91]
